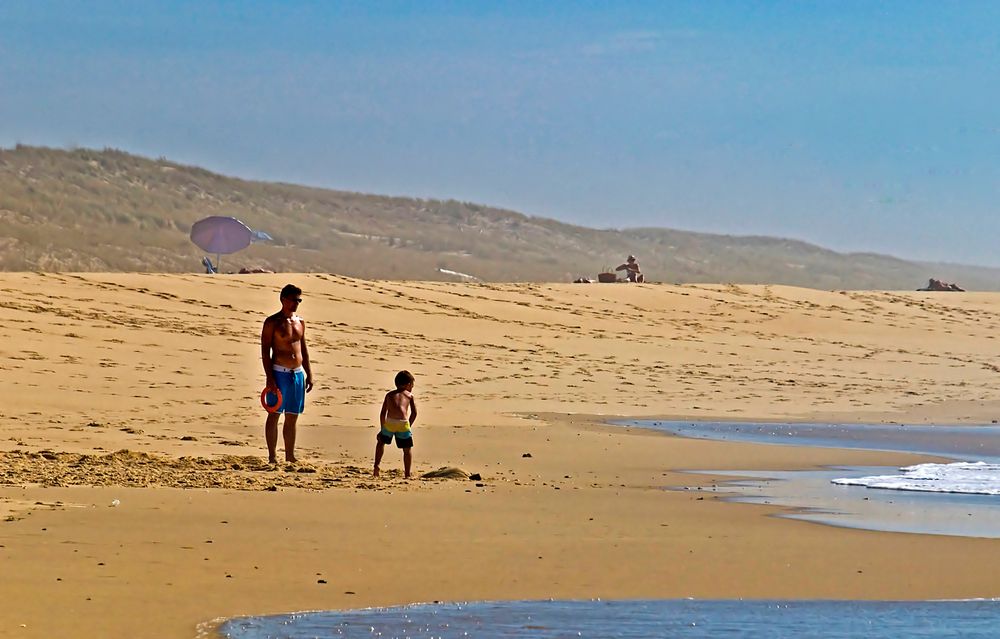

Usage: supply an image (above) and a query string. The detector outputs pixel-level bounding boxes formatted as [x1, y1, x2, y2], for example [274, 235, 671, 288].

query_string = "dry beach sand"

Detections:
[1, 273, 1000, 638]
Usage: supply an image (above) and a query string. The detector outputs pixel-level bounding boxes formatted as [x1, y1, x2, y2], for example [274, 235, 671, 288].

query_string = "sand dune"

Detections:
[2, 274, 999, 638]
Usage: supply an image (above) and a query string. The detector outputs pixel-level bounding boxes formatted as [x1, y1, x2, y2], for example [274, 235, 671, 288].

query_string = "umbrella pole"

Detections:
[216, 253, 221, 274]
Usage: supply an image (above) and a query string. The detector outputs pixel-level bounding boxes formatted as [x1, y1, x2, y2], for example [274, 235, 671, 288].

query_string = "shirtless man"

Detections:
[260, 284, 314, 463]
[615, 255, 644, 283]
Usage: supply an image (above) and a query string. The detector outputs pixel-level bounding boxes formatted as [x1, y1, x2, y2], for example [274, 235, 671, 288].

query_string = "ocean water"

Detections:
[832, 461, 1000, 495]
[218, 599, 1000, 638]
[696, 467, 1000, 538]
[621, 420, 1000, 537]
[625, 420, 1000, 496]
[622, 421, 1000, 463]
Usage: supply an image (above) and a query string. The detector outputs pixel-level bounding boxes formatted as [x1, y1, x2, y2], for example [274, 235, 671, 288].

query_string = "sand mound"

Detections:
[0, 449, 414, 492]
[421, 466, 470, 480]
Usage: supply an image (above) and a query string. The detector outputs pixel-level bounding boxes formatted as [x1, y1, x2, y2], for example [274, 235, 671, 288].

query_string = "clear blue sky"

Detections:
[3, 1, 999, 265]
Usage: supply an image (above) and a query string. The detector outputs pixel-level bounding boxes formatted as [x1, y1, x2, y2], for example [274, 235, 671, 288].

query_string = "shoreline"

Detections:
[3, 275, 1000, 638]
[201, 412, 999, 637]
[13, 411, 997, 639]
[699, 466, 1000, 539]
[215, 599, 1000, 638]
[602, 416, 1000, 537]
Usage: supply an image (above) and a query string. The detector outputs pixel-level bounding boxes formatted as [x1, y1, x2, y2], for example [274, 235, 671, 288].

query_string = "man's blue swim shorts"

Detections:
[270, 365, 306, 414]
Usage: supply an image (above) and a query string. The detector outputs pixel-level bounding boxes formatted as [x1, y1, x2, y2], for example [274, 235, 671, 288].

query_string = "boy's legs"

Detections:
[373, 440, 386, 477]
[282, 413, 298, 462]
[402, 448, 412, 478]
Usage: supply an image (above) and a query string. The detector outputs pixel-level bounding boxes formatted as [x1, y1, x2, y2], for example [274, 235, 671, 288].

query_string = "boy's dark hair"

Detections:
[394, 370, 414, 388]
[280, 284, 302, 300]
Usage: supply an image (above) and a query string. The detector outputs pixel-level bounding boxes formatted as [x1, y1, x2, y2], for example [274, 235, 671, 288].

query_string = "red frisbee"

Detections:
[260, 387, 283, 413]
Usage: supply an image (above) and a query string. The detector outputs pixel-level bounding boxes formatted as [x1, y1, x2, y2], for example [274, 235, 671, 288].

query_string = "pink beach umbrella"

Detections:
[189, 216, 253, 272]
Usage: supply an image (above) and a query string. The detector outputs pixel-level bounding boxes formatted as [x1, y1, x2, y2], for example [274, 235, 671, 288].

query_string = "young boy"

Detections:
[374, 370, 417, 478]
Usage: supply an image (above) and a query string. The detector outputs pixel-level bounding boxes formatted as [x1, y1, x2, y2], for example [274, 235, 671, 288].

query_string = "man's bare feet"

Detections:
[285, 455, 297, 463]
[268, 457, 278, 465]
[373, 466, 380, 478]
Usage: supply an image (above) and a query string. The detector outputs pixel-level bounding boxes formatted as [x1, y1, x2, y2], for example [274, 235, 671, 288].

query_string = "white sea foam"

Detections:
[833, 462, 1000, 495]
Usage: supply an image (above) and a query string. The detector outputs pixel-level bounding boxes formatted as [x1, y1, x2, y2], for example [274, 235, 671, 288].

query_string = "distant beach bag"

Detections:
[597, 272, 617, 283]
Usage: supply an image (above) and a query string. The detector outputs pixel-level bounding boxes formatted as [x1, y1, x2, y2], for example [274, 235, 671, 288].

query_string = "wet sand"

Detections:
[2, 274, 1000, 638]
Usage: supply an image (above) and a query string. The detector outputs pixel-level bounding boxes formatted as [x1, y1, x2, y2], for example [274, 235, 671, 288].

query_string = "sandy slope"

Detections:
[1, 273, 999, 638]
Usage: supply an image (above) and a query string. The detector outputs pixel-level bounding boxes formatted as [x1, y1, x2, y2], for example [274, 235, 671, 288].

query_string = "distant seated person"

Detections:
[202, 256, 217, 274]
[615, 255, 644, 283]
[918, 278, 965, 292]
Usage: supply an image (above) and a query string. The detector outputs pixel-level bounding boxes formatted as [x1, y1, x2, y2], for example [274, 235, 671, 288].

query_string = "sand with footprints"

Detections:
[2, 273, 1000, 638]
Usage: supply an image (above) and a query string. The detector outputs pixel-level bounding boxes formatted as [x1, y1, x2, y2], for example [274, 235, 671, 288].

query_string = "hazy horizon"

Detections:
[3, 1, 998, 266]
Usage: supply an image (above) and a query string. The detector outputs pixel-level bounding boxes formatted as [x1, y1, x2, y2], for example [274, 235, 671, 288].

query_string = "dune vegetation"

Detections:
[2, 144, 997, 289]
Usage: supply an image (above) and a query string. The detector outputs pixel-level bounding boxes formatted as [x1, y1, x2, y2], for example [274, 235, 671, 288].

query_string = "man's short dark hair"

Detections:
[394, 370, 414, 388]
[280, 284, 302, 300]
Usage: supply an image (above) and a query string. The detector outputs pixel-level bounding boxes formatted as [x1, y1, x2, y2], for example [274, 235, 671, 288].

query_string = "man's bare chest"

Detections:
[275, 320, 303, 341]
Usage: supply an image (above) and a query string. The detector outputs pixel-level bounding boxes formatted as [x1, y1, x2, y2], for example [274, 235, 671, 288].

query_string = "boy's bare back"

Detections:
[383, 389, 414, 421]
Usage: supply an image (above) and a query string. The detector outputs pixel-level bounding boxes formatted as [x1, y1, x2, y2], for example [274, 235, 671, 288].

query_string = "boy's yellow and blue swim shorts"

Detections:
[378, 417, 413, 448]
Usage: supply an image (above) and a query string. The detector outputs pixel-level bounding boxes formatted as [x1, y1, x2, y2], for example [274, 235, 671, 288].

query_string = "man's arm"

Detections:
[615, 263, 628, 271]
[260, 318, 276, 389]
[300, 321, 313, 392]
[408, 395, 417, 426]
